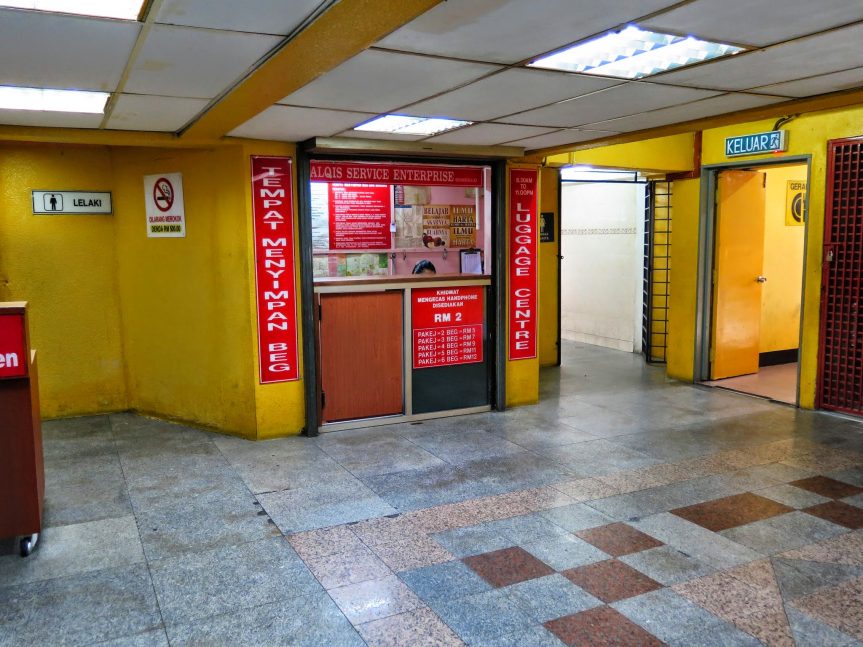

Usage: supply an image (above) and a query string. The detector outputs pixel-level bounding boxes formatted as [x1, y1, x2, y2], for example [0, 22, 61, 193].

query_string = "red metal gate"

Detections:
[818, 136, 863, 414]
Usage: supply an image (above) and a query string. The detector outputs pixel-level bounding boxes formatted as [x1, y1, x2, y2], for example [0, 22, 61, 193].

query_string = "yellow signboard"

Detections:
[786, 180, 806, 226]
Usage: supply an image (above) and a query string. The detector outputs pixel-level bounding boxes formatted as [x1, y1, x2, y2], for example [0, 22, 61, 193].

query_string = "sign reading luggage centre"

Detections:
[32, 191, 112, 215]
[0, 313, 28, 379]
[412, 286, 484, 369]
[508, 168, 538, 361]
[725, 130, 788, 157]
[251, 156, 299, 383]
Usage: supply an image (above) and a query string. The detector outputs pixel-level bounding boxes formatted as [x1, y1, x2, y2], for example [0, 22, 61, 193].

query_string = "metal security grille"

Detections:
[643, 181, 671, 363]
[818, 137, 863, 414]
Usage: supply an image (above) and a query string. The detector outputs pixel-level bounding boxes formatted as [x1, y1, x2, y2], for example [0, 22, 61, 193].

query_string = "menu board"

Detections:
[412, 286, 484, 369]
[328, 183, 391, 250]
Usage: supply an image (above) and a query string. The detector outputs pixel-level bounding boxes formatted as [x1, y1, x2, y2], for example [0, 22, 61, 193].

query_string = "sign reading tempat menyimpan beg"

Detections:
[725, 130, 788, 157]
[143, 173, 186, 237]
[0, 313, 28, 379]
[32, 191, 112, 215]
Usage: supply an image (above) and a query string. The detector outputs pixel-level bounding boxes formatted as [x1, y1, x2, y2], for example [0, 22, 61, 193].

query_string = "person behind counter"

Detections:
[412, 260, 436, 275]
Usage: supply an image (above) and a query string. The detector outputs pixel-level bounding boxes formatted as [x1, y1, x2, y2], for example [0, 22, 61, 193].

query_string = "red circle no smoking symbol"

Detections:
[153, 177, 174, 212]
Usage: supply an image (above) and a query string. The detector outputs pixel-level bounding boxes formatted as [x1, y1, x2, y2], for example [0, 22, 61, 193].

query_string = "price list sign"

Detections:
[412, 287, 484, 369]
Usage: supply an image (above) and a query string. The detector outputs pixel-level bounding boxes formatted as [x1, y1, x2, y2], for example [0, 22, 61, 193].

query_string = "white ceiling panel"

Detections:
[155, 0, 325, 35]
[425, 123, 555, 145]
[0, 109, 102, 129]
[105, 94, 210, 132]
[643, 0, 863, 47]
[403, 69, 623, 122]
[501, 83, 720, 128]
[585, 93, 787, 133]
[124, 25, 281, 99]
[0, 9, 139, 92]
[752, 68, 863, 98]
[375, 0, 679, 64]
[506, 129, 620, 150]
[656, 22, 863, 91]
[280, 50, 499, 114]
[228, 105, 373, 141]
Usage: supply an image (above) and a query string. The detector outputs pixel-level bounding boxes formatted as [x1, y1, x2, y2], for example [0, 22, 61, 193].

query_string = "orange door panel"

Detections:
[319, 291, 404, 423]
[711, 170, 766, 379]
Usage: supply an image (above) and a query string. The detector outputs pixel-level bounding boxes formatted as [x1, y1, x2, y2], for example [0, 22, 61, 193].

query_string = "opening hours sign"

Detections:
[251, 156, 299, 383]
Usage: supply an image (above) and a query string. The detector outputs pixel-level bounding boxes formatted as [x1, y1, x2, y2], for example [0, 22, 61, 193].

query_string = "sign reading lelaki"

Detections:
[725, 130, 787, 157]
[143, 173, 186, 237]
[32, 191, 112, 215]
[251, 156, 299, 383]
[310, 161, 484, 187]
[329, 183, 392, 250]
[509, 168, 538, 361]
[0, 313, 28, 379]
[413, 286, 484, 369]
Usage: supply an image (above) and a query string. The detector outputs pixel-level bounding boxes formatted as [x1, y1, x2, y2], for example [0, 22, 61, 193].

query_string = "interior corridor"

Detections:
[2, 342, 862, 646]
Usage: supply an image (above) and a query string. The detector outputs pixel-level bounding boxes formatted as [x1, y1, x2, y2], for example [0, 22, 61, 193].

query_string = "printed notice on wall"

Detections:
[251, 156, 299, 383]
[508, 168, 538, 361]
[422, 205, 450, 248]
[450, 205, 477, 248]
[143, 173, 186, 238]
[328, 183, 391, 250]
[413, 286, 484, 369]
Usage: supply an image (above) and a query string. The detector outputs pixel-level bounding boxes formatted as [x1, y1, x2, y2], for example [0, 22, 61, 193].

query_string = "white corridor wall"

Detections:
[560, 181, 645, 353]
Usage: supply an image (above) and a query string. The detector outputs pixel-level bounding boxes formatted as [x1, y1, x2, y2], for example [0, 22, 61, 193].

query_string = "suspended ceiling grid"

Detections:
[1, 0, 862, 152]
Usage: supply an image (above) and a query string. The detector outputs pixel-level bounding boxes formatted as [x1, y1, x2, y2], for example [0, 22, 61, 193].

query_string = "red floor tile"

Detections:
[804, 501, 863, 529]
[462, 546, 554, 588]
[545, 606, 665, 646]
[671, 492, 793, 532]
[576, 523, 664, 557]
[562, 559, 662, 603]
[790, 476, 863, 500]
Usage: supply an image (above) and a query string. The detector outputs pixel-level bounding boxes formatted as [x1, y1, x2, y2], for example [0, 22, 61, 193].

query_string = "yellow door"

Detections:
[711, 170, 766, 379]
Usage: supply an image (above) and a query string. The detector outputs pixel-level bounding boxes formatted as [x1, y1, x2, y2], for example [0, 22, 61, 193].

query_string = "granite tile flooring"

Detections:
[2, 342, 863, 645]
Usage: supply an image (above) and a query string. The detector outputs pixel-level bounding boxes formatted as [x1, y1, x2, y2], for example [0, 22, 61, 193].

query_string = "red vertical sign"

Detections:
[251, 156, 299, 383]
[508, 168, 538, 360]
[0, 313, 28, 379]
[412, 287, 484, 369]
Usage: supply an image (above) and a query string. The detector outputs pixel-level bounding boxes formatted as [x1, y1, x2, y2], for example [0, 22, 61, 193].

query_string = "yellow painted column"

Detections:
[538, 166, 560, 367]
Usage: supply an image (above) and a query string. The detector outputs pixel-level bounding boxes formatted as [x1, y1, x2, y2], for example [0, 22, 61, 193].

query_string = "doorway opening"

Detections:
[559, 168, 647, 358]
[700, 161, 809, 405]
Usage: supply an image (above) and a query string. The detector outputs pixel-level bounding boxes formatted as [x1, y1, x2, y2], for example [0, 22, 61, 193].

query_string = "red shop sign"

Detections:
[251, 156, 299, 383]
[329, 183, 392, 250]
[412, 286, 484, 369]
[0, 313, 28, 379]
[508, 168, 538, 361]
[310, 161, 484, 187]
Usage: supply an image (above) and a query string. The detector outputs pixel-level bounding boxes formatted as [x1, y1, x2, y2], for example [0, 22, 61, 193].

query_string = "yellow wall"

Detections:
[0, 144, 127, 416]
[547, 133, 696, 173]
[538, 166, 560, 367]
[760, 165, 806, 353]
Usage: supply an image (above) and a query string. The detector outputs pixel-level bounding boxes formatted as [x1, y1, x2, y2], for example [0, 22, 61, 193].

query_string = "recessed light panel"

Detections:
[0, 86, 109, 113]
[355, 114, 472, 136]
[530, 25, 744, 79]
[0, 0, 144, 20]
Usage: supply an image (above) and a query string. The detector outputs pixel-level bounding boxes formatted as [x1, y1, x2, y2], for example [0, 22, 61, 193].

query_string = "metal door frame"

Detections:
[694, 155, 812, 404]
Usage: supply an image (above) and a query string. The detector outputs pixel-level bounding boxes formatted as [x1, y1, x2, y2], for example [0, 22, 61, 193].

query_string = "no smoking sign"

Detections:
[144, 172, 186, 238]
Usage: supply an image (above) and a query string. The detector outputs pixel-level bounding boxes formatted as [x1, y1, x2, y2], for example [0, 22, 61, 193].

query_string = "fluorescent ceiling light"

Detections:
[0, 0, 144, 20]
[355, 114, 471, 136]
[0, 86, 109, 113]
[530, 25, 744, 79]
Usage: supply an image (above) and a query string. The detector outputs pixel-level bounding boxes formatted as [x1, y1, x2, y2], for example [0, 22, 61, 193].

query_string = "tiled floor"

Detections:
[704, 362, 798, 405]
[2, 342, 863, 646]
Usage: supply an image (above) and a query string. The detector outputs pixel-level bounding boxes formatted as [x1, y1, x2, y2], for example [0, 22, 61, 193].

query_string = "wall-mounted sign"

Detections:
[509, 168, 538, 361]
[143, 173, 186, 237]
[412, 286, 484, 369]
[0, 313, 28, 379]
[251, 156, 299, 383]
[786, 180, 807, 226]
[310, 161, 484, 187]
[540, 212, 555, 243]
[725, 130, 787, 157]
[328, 183, 391, 250]
[32, 191, 112, 215]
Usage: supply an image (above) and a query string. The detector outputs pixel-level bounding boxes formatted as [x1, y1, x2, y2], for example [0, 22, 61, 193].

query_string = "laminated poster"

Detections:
[422, 205, 450, 248]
